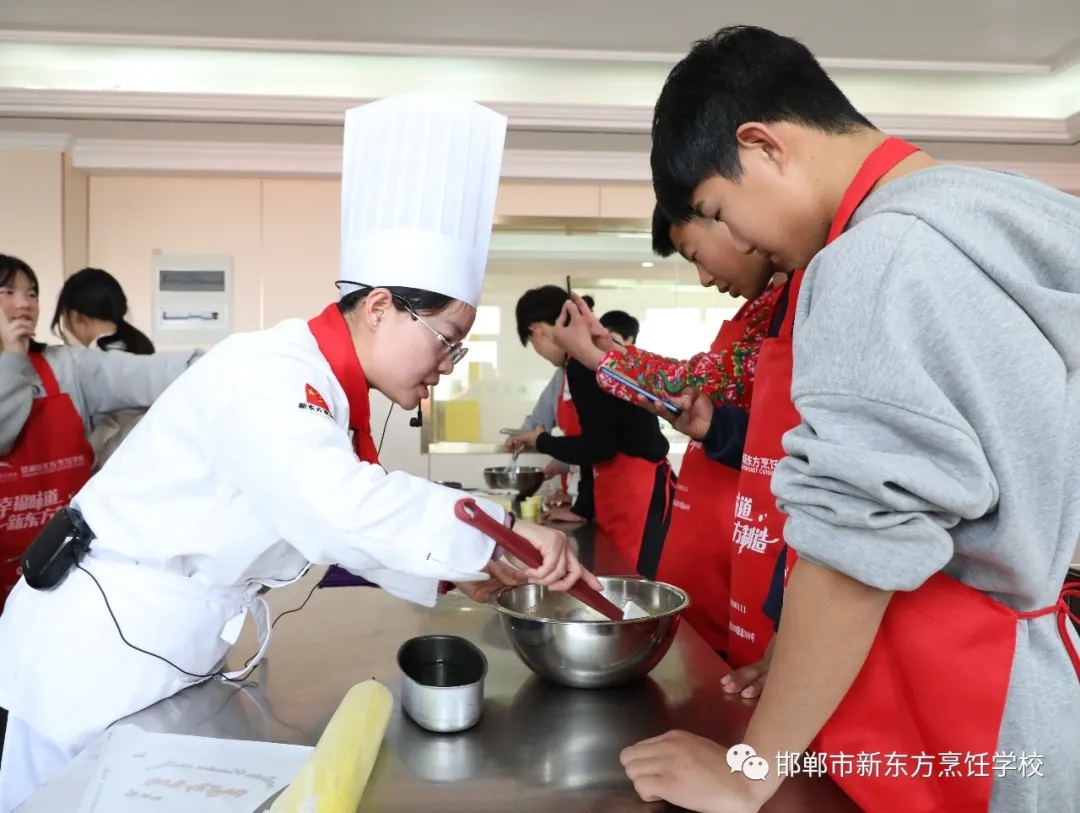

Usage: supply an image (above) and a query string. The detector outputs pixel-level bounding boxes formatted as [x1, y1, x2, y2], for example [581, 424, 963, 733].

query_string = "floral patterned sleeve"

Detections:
[595, 285, 782, 411]
[597, 343, 760, 409]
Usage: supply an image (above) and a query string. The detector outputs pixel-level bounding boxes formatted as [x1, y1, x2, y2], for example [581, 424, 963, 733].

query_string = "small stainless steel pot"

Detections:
[397, 635, 487, 733]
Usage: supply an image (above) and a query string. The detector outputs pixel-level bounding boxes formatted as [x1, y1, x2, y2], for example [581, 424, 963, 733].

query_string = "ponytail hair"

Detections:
[52, 267, 156, 355]
[102, 318, 155, 355]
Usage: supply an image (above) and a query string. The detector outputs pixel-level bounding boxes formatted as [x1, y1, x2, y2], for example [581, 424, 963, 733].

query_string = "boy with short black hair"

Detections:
[558, 207, 786, 672]
[514, 286, 674, 578]
[597, 310, 639, 346]
[621, 24, 1080, 813]
[507, 295, 597, 520]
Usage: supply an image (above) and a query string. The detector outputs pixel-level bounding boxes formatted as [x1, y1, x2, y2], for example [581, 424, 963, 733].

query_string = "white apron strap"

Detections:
[220, 595, 272, 682]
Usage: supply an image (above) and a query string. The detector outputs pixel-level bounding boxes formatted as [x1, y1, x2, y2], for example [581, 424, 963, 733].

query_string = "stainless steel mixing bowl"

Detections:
[489, 576, 690, 689]
[482, 465, 545, 498]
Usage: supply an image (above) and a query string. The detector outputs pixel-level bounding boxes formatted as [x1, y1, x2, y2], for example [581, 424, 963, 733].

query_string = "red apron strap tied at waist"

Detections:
[1018, 582, 1080, 677]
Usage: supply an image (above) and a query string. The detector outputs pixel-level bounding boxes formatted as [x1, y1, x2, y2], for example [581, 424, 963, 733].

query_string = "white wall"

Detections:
[0, 151, 67, 316]
[78, 175, 728, 484]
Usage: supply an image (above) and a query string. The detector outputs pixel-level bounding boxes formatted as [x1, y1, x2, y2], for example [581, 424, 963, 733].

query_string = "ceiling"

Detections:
[1, 0, 1078, 180]
[6, 116, 1080, 162]
[490, 230, 664, 264]
[2, 0, 1080, 66]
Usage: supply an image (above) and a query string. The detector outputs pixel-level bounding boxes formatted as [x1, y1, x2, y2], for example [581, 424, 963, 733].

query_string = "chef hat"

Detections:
[338, 92, 508, 309]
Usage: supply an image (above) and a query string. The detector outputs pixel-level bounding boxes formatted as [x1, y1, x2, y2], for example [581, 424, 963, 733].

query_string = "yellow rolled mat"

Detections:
[270, 679, 393, 812]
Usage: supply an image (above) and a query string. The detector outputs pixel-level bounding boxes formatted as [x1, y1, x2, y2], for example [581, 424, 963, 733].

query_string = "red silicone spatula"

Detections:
[454, 497, 624, 621]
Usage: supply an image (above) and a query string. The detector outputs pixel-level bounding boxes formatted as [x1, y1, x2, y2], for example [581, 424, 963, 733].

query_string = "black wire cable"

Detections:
[377, 402, 393, 455]
[78, 563, 252, 681]
[78, 403, 397, 679]
[270, 580, 318, 630]
[272, 402, 391, 629]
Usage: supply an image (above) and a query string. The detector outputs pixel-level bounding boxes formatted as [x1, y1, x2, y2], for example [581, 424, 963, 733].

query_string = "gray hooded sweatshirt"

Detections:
[772, 165, 1080, 812]
[0, 346, 203, 458]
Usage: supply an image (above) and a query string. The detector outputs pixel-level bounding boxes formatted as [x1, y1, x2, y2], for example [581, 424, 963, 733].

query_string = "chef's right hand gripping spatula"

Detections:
[453, 497, 650, 620]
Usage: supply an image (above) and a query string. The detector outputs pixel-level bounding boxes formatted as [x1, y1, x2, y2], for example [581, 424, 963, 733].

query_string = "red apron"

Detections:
[553, 362, 632, 572]
[555, 365, 583, 496]
[724, 279, 799, 668]
[654, 313, 749, 652]
[0, 352, 94, 608]
[592, 454, 672, 577]
[775, 137, 1080, 812]
[557, 359, 672, 575]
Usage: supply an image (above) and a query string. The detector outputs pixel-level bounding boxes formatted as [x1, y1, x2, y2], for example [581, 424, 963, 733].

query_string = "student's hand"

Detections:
[453, 558, 528, 603]
[552, 300, 597, 355]
[542, 460, 563, 480]
[569, 292, 609, 339]
[546, 490, 572, 507]
[511, 520, 603, 593]
[721, 638, 774, 700]
[505, 434, 530, 454]
[516, 426, 544, 451]
[643, 389, 713, 441]
[553, 300, 612, 369]
[621, 730, 774, 813]
[543, 505, 587, 525]
[0, 308, 34, 355]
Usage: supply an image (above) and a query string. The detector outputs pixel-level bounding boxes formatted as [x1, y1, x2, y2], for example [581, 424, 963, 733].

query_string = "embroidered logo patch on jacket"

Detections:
[299, 384, 332, 418]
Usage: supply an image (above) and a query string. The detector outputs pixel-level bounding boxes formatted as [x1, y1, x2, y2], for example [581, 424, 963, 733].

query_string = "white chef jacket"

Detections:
[71, 316, 502, 606]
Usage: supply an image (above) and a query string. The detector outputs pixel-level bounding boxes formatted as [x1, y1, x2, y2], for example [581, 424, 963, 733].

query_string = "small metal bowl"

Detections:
[489, 576, 689, 689]
[482, 466, 545, 498]
[397, 635, 487, 733]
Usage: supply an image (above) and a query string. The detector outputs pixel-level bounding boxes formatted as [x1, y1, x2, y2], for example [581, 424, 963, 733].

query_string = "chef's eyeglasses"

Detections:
[337, 284, 468, 366]
[397, 297, 468, 366]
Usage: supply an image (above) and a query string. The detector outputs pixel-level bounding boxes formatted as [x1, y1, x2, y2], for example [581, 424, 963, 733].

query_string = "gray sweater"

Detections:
[773, 165, 1080, 812]
[520, 367, 563, 432]
[0, 345, 203, 456]
[520, 368, 570, 475]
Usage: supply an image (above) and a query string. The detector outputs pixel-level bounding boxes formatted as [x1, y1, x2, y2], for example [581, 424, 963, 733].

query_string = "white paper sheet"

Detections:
[14, 730, 106, 812]
[74, 726, 312, 813]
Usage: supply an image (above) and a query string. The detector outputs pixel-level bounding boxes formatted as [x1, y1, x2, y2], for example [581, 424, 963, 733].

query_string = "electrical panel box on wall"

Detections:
[150, 253, 233, 347]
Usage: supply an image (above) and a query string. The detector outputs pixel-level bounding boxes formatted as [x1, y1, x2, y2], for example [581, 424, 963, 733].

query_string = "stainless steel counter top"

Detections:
[19, 523, 858, 813]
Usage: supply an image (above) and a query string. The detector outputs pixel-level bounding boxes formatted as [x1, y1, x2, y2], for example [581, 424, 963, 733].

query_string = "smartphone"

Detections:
[562, 275, 573, 326]
[499, 428, 524, 436]
[598, 367, 682, 415]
